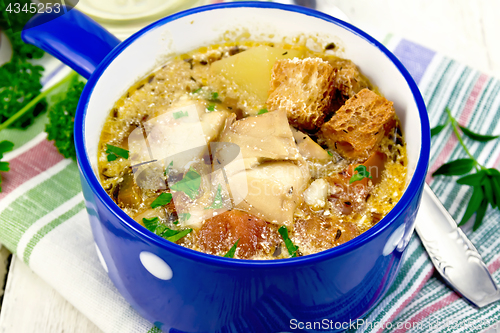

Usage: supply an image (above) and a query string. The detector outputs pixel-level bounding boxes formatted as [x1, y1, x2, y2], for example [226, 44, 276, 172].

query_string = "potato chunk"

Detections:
[210, 45, 303, 107]
[267, 58, 336, 130]
[198, 210, 278, 259]
[321, 89, 396, 160]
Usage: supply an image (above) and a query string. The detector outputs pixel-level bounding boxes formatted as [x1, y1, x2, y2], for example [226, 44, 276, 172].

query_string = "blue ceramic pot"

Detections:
[22, 2, 430, 332]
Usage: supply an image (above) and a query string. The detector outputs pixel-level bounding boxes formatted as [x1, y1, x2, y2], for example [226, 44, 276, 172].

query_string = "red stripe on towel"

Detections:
[0, 140, 64, 199]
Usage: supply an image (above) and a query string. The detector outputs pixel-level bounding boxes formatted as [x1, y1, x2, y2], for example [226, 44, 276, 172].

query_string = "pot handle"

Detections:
[21, 7, 120, 79]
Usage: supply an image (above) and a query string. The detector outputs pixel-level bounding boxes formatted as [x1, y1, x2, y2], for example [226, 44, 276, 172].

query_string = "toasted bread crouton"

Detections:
[328, 58, 372, 110]
[321, 89, 396, 160]
[267, 58, 336, 130]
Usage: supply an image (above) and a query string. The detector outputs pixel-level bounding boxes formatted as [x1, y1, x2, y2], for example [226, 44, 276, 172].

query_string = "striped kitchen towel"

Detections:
[1, 37, 500, 333]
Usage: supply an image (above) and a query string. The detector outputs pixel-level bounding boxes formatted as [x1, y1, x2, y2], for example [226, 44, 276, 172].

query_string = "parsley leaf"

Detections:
[106, 144, 129, 161]
[210, 92, 219, 101]
[178, 213, 191, 223]
[224, 239, 239, 258]
[258, 108, 268, 115]
[0, 62, 45, 128]
[0, 1, 45, 129]
[349, 165, 372, 184]
[150, 192, 173, 209]
[142, 216, 192, 241]
[45, 74, 85, 160]
[207, 104, 215, 112]
[206, 184, 223, 209]
[147, 325, 162, 333]
[165, 228, 192, 242]
[164, 161, 174, 176]
[0, 140, 14, 191]
[278, 225, 299, 257]
[173, 110, 188, 119]
[143, 217, 160, 232]
[170, 167, 201, 200]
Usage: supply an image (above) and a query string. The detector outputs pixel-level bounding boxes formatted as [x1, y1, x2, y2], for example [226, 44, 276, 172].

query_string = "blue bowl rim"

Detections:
[74, 1, 430, 268]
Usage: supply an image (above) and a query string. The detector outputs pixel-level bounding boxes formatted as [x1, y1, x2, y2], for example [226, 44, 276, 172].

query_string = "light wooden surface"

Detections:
[1, 0, 499, 332]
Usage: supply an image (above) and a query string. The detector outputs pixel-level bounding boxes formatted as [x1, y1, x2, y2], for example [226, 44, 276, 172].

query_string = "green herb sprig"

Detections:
[45, 73, 85, 160]
[349, 165, 372, 184]
[278, 225, 299, 257]
[431, 107, 500, 230]
[0, 0, 45, 129]
[0, 11, 86, 187]
[142, 217, 192, 242]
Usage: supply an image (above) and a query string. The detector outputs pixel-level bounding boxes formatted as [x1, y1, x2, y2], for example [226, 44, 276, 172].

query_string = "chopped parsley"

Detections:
[105, 144, 129, 162]
[207, 104, 215, 112]
[327, 151, 333, 157]
[258, 108, 268, 115]
[142, 216, 192, 242]
[173, 110, 188, 119]
[150, 192, 173, 209]
[349, 165, 372, 184]
[165, 228, 193, 242]
[210, 92, 219, 101]
[170, 167, 201, 199]
[143, 217, 160, 233]
[192, 87, 202, 94]
[278, 225, 299, 257]
[224, 239, 239, 258]
[178, 213, 191, 223]
[164, 161, 174, 176]
[205, 184, 223, 209]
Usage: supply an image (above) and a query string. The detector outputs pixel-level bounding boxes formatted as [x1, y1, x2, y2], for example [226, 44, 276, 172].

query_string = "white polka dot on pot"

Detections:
[139, 251, 173, 280]
[95, 243, 109, 273]
[382, 224, 406, 256]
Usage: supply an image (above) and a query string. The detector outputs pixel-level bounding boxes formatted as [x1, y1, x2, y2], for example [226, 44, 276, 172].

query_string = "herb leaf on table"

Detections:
[0, 140, 14, 191]
[0, 9, 87, 186]
[431, 107, 500, 230]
